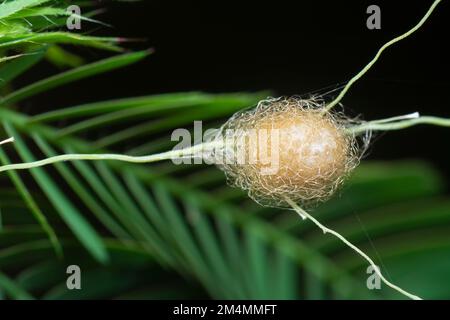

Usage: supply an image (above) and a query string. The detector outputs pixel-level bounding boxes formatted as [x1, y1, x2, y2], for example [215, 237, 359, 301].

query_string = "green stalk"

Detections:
[0, 140, 220, 173]
[322, 0, 443, 113]
[349, 116, 450, 135]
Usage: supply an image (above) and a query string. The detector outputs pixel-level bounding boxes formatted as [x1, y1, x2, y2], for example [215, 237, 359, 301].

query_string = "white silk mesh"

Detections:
[208, 97, 371, 209]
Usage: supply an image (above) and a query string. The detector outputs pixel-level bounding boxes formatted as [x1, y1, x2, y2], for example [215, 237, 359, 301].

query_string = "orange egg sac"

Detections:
[215, 97, 362, 208]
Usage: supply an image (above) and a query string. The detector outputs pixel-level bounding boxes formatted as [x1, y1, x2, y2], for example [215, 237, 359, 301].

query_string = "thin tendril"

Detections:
[322, 0, 443, 114]
[0, 137, 14, 145]
[285, 197, 422, 300]
[0, 140, 220, 173]
[369, 112, 419, 124]
[349, 115, 450, 135]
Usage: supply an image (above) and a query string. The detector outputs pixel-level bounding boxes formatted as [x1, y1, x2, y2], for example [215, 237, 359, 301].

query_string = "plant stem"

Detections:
[368, 112, 419, 124]
[349, 116, 450, 135]
[285, 197, 422, 300]
[0, 137, 14, 145]
[322, 0, 443, 114]
[0, 140, 220, 173]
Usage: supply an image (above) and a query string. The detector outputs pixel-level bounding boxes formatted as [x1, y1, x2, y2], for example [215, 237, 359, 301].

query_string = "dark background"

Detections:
[27, 0, 450, 182]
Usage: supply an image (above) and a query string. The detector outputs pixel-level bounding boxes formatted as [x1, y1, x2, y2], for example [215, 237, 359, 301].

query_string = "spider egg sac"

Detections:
[211, 97, 364, 208]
